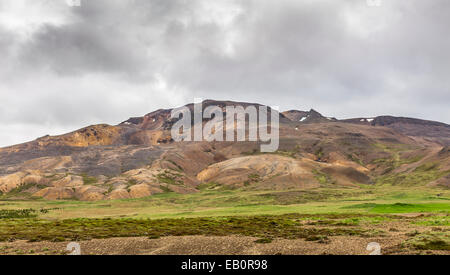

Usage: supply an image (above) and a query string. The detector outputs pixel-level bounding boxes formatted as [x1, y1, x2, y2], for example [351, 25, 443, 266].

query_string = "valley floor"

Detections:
[0, 185, 448, 255]
[0, 217, 448, 255]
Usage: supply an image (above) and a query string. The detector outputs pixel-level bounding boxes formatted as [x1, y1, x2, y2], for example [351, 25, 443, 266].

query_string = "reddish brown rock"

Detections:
[52, 175, 83, 188]
[108, 189, 130, 200]
[33, 187, 75, 200]
[75, 186, 107, 201]
[0, 172, 26, 193]
[129, 184, 163, 198]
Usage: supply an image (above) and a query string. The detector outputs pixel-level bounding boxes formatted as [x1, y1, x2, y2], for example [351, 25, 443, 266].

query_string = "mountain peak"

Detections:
[282, 109, 336, 123]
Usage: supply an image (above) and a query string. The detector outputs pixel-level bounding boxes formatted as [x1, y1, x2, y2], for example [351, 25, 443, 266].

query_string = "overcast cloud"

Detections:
[0, 0, 449, 147]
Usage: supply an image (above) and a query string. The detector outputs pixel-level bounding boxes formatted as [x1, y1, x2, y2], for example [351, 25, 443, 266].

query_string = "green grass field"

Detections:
[0, 184, 448, 253]
[0, 185, 448, 219]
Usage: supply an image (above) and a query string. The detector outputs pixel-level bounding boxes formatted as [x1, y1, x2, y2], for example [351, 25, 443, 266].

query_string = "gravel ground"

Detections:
[0, 221, 447, 255]
[0, 234, 447, 255]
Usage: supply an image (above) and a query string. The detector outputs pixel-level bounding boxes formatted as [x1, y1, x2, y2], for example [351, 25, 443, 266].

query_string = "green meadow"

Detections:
[0, 185, 448, 220]
[0, 184, 448, 252]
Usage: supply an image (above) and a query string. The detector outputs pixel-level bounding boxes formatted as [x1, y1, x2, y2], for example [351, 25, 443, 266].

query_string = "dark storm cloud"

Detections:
[21, 23, 149, 77]
[17, 0, 159, 79]
[0, 0, 449, 146]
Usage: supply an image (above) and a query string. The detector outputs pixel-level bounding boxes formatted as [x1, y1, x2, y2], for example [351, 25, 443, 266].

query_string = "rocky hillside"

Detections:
[0, 100, 448, 200]
[342, 116, 450, 146]
[282, 109, 337, 123]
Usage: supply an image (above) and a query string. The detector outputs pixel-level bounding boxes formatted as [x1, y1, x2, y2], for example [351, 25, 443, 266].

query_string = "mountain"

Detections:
[341, 116, 450, 146]
[0, 100, 449, 200]
[282, 109, 337, 123]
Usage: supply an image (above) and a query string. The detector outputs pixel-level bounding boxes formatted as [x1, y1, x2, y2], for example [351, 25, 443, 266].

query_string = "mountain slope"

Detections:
[341, 116, 450, 146]
[282, 109, 337, 123]
[0, 100, 448, 200]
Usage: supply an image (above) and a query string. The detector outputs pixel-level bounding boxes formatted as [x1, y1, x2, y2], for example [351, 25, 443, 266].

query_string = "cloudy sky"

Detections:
[0, 0, 449, 147]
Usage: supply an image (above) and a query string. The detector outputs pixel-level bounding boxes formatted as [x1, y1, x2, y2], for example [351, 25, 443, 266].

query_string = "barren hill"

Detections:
[0, 100, 448, 200]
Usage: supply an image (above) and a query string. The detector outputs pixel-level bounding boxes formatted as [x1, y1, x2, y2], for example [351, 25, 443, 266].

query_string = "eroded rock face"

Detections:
[52, 175, 84, 188]
[33, 187, 75, 200]
[16, 166, 198, 201]
[22, 174, 45, 185]
[197, 155, 320, 189]
[75, 186, 107, 201]
[108, 189, 130, 200]
[0, 171, 49, 193]
[32, 185, 107, 201]
[129, 184, 163, 198]
[0, 172, 27, 193]
[124, 168, 158, 184]
[109, 177, 129, 189]
[112, 183, 128, 190]
[197, 154, 372, 189]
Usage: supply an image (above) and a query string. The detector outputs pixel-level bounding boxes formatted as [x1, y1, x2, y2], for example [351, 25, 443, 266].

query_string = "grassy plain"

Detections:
[0, 184, 448, 254]
[0, 185, 448, 219]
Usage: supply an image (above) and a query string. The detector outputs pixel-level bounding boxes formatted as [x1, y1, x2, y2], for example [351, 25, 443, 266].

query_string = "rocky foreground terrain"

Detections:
[0, 100, 449, 201]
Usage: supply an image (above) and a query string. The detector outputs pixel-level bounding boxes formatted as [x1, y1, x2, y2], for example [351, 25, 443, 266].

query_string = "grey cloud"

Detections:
[21, 24, 148, 76]
[0, 0, 449, 147]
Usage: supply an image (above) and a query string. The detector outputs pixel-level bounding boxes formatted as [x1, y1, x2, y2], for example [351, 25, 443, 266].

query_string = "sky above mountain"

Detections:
[0, 0, 449, 147]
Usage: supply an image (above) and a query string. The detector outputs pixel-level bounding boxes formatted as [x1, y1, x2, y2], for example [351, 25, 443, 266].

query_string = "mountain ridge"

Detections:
[3, 99, 449, 150]
[0, 100, 448, 200]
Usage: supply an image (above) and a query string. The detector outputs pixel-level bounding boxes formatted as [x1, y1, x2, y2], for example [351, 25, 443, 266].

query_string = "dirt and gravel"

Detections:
[1, 220, 448, 255]
[0, 235, 444, 255]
